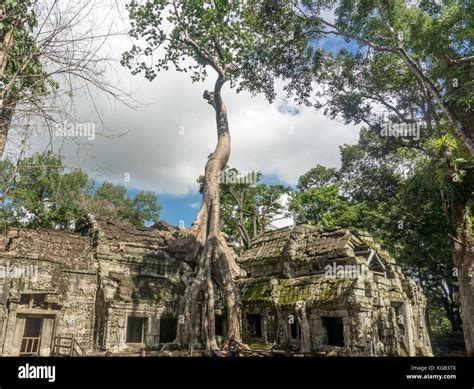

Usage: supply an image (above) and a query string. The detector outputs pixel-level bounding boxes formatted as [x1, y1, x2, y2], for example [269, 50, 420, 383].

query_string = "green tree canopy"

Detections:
[0, 152, 162, 230]
[121, 0, 317, 101]
[292, 127, 467, 334]
[253, 0, 474, 154]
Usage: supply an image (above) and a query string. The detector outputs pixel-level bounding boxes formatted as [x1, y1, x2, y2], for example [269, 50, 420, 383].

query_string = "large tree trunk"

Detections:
[0, 104, 13, 157]
[439, 283, 463, 333]
[442, 300, 463, 333]
[0, 4, 14, 158]
[237, 191, 251, 249]
[438, 144, 474, 355]
[295, 300, 311, 353]
[173, 76, 246, 350]
[0, 6, 17, 158]
[450, 203, 474, 356]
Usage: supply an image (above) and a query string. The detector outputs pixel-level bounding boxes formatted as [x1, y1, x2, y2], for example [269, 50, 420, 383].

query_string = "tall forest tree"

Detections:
[0, 0, 46, 156]
[0, 152, 162, 230]
[122, 0, 313, 349]
[0, 0, 133, 159]
[254, 0, 473, 153]
[252, 0, 474, 356]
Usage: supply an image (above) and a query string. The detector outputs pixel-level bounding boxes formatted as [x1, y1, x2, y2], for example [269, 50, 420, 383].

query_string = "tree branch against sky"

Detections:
[300, 0, 473, 154]
[0, 0, 136, 160]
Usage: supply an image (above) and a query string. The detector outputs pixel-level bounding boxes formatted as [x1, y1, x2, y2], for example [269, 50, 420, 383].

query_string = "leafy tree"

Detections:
[0, 152, 162, 229]
[122, 0, 313, 348]
[251, 0, 474, 354]
[256, 0, 474, 154]
[88, 181, 161, 226]
[383, 160, 462, 333]
[254, 183, 292, 232]
[338, 129, 412, 203]
[290, 184, 353, 227]
[0, 0, 49, 156]
[131, 190, 163, 226]
[0, 152, 91, 229]
[296, 164, 338, 191]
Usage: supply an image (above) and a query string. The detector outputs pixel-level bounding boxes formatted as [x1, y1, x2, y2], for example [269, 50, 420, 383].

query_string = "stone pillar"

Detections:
[39, 317, 55, 356]
[2, 306, 18, 355]
[311, 314, 324, 347]
[262, 310, 268, 344]
[402, 303, 416, 356]
[150, 315, 160, 348]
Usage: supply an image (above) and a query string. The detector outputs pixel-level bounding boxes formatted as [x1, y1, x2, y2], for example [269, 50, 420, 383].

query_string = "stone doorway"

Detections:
[20, 317, 43, 356]
[246, 314, 263, 339]
[11, 314, 56, 356]
[215, 315, 227, 337]
[126, 317, 147, 344]
[159, 318, 177, 343]
[323, 317, 344, 346]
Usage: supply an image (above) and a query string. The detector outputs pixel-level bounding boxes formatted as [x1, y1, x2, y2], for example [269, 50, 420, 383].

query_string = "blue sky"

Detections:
[126, 173, 289, 226]
[158, 192, 202, 227]
[315, 34, 361, 55]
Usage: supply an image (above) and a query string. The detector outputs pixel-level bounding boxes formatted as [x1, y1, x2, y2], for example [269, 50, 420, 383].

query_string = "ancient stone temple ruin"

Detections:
[238, 224, 432, 356]
[0, 217, 432, 356]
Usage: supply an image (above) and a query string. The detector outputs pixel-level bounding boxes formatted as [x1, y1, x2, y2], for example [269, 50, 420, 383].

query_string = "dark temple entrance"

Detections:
[246, 314, 263, 338]
[323, 317, 344, 346]
[159, 318, 177, 343]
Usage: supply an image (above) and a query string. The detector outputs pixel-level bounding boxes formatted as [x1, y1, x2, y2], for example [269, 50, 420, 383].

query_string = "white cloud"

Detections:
[7, 1, 360, 196]
[269, 193, 294, 229]
[44, 74, 359, 195]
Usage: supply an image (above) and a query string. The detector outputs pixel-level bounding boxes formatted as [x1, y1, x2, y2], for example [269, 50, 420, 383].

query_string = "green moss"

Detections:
[241, 281, 271, 302]
[241, 275, 351, 306]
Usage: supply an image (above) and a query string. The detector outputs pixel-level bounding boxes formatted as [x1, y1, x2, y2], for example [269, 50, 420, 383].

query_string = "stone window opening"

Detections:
[322, 317, 344, 346]
[126, 316, 147, 344]
[246, 314, 263, 338]
[367, 250, 387, 277]
[19, 294, 47, 309]
[159, 318, 177, 343]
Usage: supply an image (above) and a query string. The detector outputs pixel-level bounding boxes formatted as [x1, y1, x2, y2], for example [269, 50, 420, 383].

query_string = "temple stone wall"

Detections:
[0, 218, 432, 356]
[0, 228, 96, 355]
[238, 224, 432, 356]
[77, 216, 192, 352]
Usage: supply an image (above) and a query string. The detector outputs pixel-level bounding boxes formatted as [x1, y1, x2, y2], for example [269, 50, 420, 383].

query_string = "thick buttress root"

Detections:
[176, 203, 245, 350]
[295, 300, 311, 353]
